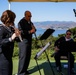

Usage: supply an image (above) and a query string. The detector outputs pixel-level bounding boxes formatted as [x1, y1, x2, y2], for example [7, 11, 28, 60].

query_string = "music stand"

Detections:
[40, 28, 55, 40]
[34, 28, 55, 75]
[73, 9, 76, 17]
[59, 41, 76, 75]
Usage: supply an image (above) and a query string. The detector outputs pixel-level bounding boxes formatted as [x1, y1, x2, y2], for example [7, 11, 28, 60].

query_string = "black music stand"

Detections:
[59, 41, 76, 75]
[73, 9, 76, 17]
[40, 28, 55, 40]
[34, 28, 55, 75]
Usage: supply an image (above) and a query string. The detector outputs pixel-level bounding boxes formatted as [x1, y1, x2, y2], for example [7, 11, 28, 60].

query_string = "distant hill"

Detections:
[33, 21, 76, 30]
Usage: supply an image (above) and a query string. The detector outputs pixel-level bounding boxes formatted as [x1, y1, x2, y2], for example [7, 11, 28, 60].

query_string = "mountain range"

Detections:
[33, 21, 76, 30]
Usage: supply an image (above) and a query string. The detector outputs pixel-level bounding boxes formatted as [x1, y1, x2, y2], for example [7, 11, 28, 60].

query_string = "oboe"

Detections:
[10, 25, 23, 42]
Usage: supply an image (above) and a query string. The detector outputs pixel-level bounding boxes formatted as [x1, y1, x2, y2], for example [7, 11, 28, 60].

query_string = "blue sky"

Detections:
[0, 0, 76, 25]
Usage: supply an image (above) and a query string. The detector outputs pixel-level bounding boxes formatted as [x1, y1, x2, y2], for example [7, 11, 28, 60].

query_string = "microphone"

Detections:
[73, 9, 76, 17]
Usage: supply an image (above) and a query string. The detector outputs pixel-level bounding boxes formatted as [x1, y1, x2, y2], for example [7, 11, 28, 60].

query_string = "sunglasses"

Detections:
[66, 33, 71, 35]
[28, 16, 32, 17]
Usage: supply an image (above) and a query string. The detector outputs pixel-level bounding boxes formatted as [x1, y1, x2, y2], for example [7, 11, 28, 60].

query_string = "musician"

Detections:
[17, 10, 36, 75]
[54, 30, 75, 74]
[0, 10, 19, 75]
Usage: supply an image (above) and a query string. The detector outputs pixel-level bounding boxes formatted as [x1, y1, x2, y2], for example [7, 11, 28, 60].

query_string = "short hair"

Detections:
[1, 10, 16, 25]
[66, 29, 72, 34]
[24, 10, 31, 16]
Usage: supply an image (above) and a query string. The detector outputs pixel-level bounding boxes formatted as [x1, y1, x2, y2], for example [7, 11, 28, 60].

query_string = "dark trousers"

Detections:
[54, 50, 75, 69]
[0, 53, 12, 75]
[18, 39, 31, 75]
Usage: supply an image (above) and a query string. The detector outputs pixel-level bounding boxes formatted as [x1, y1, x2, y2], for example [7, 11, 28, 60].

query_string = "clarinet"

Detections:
[30, 22, 39, 48]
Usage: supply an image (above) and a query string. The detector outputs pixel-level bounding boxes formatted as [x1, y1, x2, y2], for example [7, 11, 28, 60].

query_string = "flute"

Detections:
[10, 25, 23, 42]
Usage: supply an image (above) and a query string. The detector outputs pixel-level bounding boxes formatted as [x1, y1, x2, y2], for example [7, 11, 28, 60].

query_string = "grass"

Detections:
[13, 58, 76, 75]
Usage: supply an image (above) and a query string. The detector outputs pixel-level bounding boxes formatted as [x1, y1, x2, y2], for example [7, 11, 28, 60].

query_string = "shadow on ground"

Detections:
[28, 61, 76, 75]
